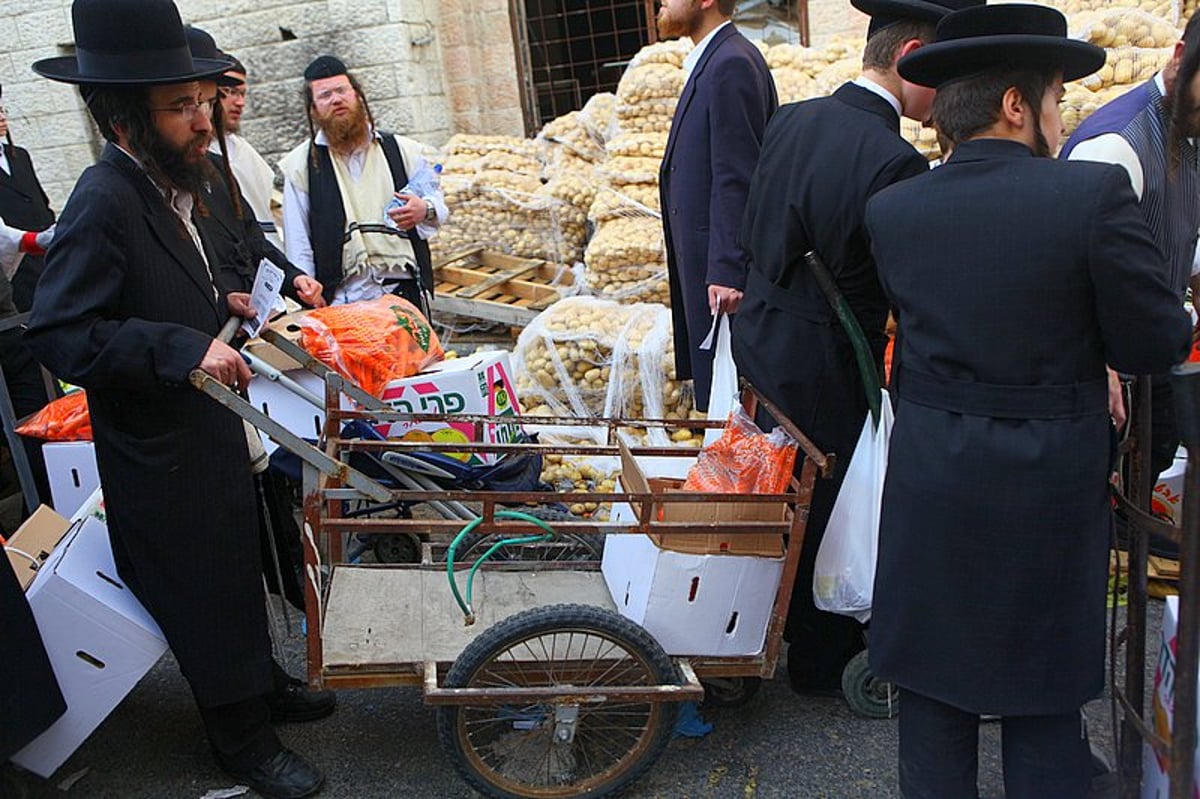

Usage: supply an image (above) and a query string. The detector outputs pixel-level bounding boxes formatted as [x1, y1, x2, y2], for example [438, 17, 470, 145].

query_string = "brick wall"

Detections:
[0, 0, 523, 209]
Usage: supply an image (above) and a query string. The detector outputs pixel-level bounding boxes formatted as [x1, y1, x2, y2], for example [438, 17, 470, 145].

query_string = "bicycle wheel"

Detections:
[437, 604, 678, 799]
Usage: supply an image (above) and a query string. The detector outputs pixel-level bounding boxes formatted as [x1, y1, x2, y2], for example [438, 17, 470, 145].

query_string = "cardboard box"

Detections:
[1152, 447, 1189, 527]
[4, 505, 74, 590]
[617, 439, 787, 557]
[12, 516, 167, 778]
[601, 531, 783, 656]
[243, 309, 309, 372]
[1142, 595, 1200, 798]
[379, 351, 524, 466]
[246, 367, 332, 455]
[43, 441, 101, 519]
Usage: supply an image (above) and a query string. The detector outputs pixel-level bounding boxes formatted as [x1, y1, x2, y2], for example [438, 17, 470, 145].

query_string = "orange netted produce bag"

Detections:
[682, 406, 798, 494]
[298, 296, 444, 397]
[16, 391, 92, 441]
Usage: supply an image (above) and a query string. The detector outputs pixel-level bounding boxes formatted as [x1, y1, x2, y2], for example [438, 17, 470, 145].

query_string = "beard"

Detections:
[656, 1, 699, 39]
[141, 128, 213, 195]
[316, 100, 369, 152]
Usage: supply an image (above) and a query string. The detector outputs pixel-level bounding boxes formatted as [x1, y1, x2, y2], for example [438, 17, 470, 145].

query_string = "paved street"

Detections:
[7, 598, 1157, 799]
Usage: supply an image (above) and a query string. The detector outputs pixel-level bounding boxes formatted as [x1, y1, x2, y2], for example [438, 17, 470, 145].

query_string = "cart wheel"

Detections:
[841, 650, 898, 719]
[437, 604, 678, 799]
[701, 677, 762, 709]
[372, 533, 420, 564]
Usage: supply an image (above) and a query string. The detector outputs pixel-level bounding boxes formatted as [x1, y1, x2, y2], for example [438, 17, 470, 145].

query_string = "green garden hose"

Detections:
[446, 510, 558, 625]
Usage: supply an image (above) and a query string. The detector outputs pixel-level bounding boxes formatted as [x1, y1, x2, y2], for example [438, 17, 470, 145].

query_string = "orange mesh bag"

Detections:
[682, 406, 798, 494]
[298, 296, 444, 397]
[16, 391, 92, 441]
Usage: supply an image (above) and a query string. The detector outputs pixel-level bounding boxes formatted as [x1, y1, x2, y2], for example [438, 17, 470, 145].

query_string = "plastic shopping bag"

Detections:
[812, 389, 893, 623]
[701, 312, 739, 448]
[682, 405, 797, 495]
[15, 391, 92, 441]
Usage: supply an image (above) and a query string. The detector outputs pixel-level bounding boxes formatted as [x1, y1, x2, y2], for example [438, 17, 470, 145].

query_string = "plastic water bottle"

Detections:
[385, 162, 442, 229]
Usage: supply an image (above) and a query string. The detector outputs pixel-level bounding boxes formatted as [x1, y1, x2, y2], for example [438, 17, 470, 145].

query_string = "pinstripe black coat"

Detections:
[25, 144, 272, 706]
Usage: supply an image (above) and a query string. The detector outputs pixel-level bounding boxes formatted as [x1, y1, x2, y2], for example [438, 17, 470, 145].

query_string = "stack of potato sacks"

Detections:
[431, 134, 589, 267]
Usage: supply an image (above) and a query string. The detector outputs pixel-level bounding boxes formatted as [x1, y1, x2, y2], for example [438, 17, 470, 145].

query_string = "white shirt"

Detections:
[683, 20, 731, 80]
[0, 216, 22, 276]
[0, 147, 9, 176]
[210, 132, 282, 248]
[281, 127, 446, 304]
[852, 75, 902, 118]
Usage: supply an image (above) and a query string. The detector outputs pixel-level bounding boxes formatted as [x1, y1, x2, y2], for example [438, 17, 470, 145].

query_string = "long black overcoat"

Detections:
[865, 138, 1191, 715]
[24, 144, 272, 706]
[660, 24, 776, 411]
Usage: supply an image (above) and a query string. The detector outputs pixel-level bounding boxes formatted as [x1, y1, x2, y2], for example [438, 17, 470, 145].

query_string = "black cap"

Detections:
[898, 4, 1106, 88]
[184, 26, 239, 86]
[853, 0, 984, 38]
[304, 55, 348, 82]
[221, 51, 247, 81]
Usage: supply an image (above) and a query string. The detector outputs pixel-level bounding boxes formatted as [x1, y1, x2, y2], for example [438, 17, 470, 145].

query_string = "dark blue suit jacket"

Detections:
[659, 24, 776, 410]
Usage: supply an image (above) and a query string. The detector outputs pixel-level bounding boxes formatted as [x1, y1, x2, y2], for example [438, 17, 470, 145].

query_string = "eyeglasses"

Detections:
[219, 87, 248, 99]
[149, 96, 217, 122]
[313, 85, 353, 105]
[0, 106, 8, 116]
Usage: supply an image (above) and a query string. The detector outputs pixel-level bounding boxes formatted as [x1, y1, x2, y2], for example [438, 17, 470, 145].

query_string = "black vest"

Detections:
[306, 134, 433, 306]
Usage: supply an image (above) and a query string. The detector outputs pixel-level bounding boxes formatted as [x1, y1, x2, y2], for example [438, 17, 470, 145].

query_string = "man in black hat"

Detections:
[864, 5, 1189, 795]
[214, 51, 286, 251]
[0, 84, 56, 312]
[279, 55, 445, 311]
[24, 2, 328, 796]
[732, 0, 980, 695]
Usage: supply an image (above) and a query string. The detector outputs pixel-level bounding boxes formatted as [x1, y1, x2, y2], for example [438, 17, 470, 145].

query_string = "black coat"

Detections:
[865, 138, 1191, 715]
[0, 143, 55, 312]
[24, 144, 273, 707]
[199, 152, 306, 303]
[660, 24, 776, 411]
[0, 560, 65, 760]
[733, 84, 928, 602]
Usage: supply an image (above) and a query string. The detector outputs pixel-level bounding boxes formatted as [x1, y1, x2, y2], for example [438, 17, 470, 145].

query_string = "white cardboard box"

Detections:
[42, 441, 101, 519]
[1152, 447, 1189, 527]
[1142, 595, 1199, 798]
[601, 531, 783, 657]
[379, 351, 524, 465]
[247, 368, 357, 454]
[12, 516, 167, 778]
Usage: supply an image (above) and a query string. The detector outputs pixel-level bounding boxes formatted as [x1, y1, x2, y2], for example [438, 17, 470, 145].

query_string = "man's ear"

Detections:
[1000, 85, 1026, 128]
[894, 38, 924, 66]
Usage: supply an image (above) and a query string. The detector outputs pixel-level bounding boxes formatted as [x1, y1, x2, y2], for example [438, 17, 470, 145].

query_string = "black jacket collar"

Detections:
[832, 82, 902, 133]
[946, 137, 1036, 164]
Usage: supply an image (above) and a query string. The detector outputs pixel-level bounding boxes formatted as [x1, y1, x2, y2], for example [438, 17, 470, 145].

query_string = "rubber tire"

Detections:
[437, 603, 678, 799]
[372, 533, 420, 564]
[841, 649, 899, 719]
[700, 676, 763, 709]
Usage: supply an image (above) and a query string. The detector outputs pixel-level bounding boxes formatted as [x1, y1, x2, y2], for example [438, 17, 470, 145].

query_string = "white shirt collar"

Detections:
[683, 20, 732, 80]
[313, 124, 379, 150]
[853, 75, 902, 118]
[1155, 71, 1167, 98]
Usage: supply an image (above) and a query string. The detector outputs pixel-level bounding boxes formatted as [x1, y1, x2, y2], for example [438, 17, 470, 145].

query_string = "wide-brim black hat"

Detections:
[899, 4, 1106, 88]
[185, 27, 239, 86]
[32, 0, 232, 86]
[852, 0, 984, 38]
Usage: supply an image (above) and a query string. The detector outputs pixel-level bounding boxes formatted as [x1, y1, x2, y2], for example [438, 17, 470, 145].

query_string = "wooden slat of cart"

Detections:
[433, 247, 575, 327]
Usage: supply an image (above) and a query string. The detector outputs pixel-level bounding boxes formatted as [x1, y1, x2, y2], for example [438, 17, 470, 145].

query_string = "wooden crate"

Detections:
[432, 247, 575, 327]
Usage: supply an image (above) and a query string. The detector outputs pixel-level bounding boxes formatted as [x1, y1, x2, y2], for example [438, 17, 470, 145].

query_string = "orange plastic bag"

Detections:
[298, 296, 444, 397]
[682, 406, 798, 494]
[16, 391, 92, 441]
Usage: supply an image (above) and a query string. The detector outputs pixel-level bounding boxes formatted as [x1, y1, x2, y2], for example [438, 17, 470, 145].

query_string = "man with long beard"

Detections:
[279, 55, 446, 311]
[26, 1, 328, 796]
[657, 0, 776, 414]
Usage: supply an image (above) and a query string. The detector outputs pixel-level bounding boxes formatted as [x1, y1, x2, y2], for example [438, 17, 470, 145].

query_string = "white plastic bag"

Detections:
[812, 389, 893, 622]
[701, 312, 739, 447]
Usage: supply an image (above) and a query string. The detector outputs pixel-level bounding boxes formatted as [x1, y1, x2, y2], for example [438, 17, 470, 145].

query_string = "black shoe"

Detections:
[267, 676, 337, 724]
[220, 748, 324, 799]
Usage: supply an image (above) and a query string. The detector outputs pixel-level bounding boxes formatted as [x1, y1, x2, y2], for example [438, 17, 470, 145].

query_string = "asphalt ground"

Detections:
[5, 597, 1160, 799]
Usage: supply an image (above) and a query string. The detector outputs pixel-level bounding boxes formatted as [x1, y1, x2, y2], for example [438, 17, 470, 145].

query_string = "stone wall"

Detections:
[0, 0, 524, 209]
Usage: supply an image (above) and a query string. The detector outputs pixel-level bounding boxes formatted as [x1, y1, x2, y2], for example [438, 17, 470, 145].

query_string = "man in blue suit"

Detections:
[658, 0, 777, 413]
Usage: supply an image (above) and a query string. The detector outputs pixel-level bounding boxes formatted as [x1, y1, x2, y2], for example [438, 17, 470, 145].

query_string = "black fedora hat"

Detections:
[852, 0, 984, 38]
[898, 4, 1106, 88]
[184, 26, 239, 87]
[32, 0, 232, 86]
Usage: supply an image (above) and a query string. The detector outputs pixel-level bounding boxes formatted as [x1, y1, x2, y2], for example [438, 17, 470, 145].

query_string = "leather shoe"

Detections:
[267, 676, 336, 724]
[220, 748, 324, 799]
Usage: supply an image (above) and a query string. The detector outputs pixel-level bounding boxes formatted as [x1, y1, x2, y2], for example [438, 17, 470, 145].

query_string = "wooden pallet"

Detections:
[432, 247, 575, 327]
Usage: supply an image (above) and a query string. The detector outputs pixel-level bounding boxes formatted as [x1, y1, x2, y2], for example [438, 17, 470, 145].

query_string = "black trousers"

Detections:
[198, 662, 292, 770]
[0, 325, 52, 508]
[1149, 372, 1178, 483]
[898, 688, 1091, 799]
